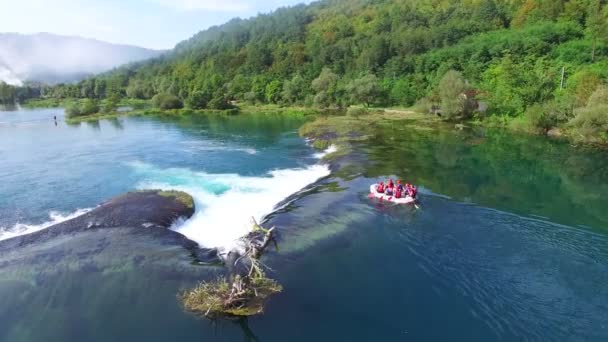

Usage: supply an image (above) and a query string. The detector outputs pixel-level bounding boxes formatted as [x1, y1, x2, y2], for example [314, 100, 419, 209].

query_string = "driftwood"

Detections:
[181, 217, 282, 318]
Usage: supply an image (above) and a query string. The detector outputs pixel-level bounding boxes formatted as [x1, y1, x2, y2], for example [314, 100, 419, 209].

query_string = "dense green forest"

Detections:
[3, 0, 608, 140]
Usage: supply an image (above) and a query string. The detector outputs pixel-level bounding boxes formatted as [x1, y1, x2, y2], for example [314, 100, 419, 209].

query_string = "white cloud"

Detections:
[151, 0, 251, 11]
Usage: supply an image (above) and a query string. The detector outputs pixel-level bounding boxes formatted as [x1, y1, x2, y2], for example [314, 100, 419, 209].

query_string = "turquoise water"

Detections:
[1, 108, 607, 341]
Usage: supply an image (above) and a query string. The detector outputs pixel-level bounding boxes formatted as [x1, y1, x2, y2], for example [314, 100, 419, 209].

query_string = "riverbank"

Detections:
[58, 103, 320, 123]
[21, 97, 606, 147]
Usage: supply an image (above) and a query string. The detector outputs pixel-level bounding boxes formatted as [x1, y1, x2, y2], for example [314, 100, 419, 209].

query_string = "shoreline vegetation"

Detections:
[30, 97, 604, 148]
[2, 0, 607, 145]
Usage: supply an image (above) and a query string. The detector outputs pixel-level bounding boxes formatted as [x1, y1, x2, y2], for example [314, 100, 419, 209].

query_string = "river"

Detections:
[0, 108, 607, 341]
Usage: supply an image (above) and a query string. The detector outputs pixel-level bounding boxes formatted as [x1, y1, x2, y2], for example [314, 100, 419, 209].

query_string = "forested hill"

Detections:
[18, 0, 608, 139]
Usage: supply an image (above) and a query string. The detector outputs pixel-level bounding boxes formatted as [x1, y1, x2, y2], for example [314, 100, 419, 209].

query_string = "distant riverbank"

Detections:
[20, 97, 607, 147]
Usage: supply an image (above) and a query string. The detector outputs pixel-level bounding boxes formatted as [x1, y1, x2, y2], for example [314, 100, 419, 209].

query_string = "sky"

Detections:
[0, 0, 314, 50]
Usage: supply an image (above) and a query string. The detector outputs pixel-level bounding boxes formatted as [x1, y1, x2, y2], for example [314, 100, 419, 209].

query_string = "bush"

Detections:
[65, 100, 99, 118]
[570, 105, 608, 140]
[152, 93, 183, 110]
[65, 103, 82, 118]
[587, 86, 608, 107]
[102, 94, 120, 114]
[81, 99, 100, 115]
[569, 86, 608, 141]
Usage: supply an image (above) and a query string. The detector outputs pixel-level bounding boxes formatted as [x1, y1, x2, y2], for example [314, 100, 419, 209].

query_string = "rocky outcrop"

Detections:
[0, 190, 196, 250]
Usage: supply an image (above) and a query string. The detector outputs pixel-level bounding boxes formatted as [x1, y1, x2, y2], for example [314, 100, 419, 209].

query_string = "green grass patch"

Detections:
[157, 190, 195, 209]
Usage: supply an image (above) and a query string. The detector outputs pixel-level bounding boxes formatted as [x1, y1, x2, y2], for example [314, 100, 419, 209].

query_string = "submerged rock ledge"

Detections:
[0, 190, 197, 250]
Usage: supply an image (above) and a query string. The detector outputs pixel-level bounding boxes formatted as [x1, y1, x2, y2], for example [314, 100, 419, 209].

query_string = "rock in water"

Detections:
[0, 190, 196, 249]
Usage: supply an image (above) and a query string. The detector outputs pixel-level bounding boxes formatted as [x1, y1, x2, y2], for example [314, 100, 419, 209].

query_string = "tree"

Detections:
[265, 80, 282, 104]
[345, 74, 382, 107]
[281, 75, 308, 105]
[437, 70, 474, 119]
[0, 82, 16, 104]
[152, 93, 183, 110]
[586, 0, 608, 62]
[311, 68, 339, 108]
[186, 91, 211, 109]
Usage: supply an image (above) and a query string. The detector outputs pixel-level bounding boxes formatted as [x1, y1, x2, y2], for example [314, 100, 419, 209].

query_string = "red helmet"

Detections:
[380, 182, 384, 185]
[397, 180, 402, 184]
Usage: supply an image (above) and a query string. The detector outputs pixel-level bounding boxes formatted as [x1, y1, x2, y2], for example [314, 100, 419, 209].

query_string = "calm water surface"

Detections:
[0, 108, 607, 341]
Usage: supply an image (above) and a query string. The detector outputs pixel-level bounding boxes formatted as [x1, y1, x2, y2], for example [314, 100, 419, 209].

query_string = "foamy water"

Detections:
[313, 144, 337, 159]
[0, 208, 92, 241]
[131, 161, 330, 250]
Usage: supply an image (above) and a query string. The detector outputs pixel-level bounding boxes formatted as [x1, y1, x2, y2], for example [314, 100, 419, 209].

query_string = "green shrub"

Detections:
[152, 93, 183, 110]
[587, 86, 608, 107]
[65, 100, 99, 118]
[569, 86, 608, 141]
[64, 103, 82, 118]
[81, 99, 100, 115]
[102, 94, 120, 114]
[570, 105, 608, 140]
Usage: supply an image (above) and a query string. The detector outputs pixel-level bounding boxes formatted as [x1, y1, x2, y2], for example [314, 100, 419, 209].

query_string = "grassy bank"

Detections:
[62, 103, 323, 124]
[298, 108, 435, 151]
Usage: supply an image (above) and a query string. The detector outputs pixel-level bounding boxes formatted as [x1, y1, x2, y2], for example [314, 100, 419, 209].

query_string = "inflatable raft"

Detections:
[369, 184, 416, 204]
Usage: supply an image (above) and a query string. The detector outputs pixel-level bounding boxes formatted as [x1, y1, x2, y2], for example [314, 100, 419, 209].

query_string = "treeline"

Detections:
[19, 0, 608, 139]
[0, 82, 40, 105]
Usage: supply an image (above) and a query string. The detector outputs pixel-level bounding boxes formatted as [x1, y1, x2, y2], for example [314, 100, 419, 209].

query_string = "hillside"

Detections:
[0, 33, 163, 85]
[11, 0, 608, 142]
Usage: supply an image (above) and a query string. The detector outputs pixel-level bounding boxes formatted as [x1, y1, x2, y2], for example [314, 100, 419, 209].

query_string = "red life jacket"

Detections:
[395, 188, 402, 198]
[377, 184, 384, 193]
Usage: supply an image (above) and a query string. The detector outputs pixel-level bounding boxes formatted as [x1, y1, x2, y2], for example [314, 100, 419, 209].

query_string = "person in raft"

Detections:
[375, 179, 417, 199]
[385, 182, 394, 196]
[376, 182, 385, 193]
[406, 183, 418, 199]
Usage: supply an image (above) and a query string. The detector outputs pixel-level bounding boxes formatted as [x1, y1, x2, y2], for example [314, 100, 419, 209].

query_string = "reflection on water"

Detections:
[363, 122, 608, 231]
[1, 111, 607, 341]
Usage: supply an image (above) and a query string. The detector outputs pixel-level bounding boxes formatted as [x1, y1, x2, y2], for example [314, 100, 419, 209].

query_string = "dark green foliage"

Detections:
[207, 92, 234, 110]
[152, 93, 183, 110]
[0, 82, 17, 104]
[24, 0, 608, 141]
[281, 74, 308, 105]
[186, 91, 211, 109]
[0, 82, 41, 104]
